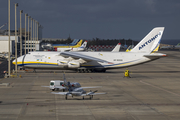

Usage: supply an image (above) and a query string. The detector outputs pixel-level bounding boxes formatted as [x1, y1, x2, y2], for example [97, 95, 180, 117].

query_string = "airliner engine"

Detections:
[58, 60, 80, 68]
[68, 61, 80, 68]
[57, 60, 68, 66]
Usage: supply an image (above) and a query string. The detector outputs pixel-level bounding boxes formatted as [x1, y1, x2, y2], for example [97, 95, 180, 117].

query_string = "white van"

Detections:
[50, 80, 65, 92]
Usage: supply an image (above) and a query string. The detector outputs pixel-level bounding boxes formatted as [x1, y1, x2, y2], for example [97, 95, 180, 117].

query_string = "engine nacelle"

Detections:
[57, 60, 68, 66]
[68, 61, 80, 68]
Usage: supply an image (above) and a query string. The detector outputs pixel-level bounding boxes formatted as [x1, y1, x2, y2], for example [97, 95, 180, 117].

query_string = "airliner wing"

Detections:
[60, 52, 110, 63]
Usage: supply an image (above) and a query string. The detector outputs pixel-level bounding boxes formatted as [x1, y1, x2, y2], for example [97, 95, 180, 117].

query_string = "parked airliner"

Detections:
[56, 41, 87, 52]
[13, 27, 166, 72]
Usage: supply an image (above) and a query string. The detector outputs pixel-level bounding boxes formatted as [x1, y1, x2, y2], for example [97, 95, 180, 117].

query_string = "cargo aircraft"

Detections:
[13, 27, 166, 72]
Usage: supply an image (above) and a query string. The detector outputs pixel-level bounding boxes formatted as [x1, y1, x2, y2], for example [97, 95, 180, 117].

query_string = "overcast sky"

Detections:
[1, 0, 180, 40]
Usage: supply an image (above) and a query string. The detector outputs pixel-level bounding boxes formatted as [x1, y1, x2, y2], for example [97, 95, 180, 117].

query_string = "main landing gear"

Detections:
[77, 69, 106, 73]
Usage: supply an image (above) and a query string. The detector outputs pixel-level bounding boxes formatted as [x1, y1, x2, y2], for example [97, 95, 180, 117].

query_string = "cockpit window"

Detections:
[50, 82, 54, 85]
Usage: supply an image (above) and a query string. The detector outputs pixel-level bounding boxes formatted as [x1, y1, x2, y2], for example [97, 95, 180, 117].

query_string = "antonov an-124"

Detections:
[13, 27, 166, 72]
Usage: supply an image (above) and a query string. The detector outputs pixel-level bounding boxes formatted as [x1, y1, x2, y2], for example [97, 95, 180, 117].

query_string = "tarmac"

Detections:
[0, 50, 180, 120]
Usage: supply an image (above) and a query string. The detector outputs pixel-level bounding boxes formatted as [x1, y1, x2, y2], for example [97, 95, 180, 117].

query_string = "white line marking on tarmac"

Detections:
[140, 80, 180, 97]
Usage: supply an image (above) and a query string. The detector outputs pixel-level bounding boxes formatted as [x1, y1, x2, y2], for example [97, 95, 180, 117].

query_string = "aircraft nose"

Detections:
[12, 55, 24, 66]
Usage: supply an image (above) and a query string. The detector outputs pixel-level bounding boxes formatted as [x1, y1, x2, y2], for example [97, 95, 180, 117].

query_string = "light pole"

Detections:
[20, 10, 23, 56]
[37, 22, 39, 50]
[34, 20, 36, 51]
[33, 19, 35, 51]
[25, 13, 28, 54]
[28, 16, 30, 53]
[15, 3, 18, 74]
[30, 18, 33, 51]
[8, 0, 11, 77]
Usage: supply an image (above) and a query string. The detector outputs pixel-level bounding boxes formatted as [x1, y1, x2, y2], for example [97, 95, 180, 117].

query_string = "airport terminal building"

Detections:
[0, 28, 42, 56]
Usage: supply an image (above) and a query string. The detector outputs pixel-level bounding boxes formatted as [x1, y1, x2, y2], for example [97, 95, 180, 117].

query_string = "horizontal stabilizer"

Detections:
[144, 53, 167, 58]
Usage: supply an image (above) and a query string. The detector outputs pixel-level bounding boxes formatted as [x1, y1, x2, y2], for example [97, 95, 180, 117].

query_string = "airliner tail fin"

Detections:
[112, 43, 121, 52]
[130, 27, 164, 53]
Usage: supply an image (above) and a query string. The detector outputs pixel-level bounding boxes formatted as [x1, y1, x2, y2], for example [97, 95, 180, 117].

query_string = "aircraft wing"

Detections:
[41, 86, 50, 88]
[41, 86, 66, 89]
[51, 92, 72, 96]
[71, 92, 83, 94]
[51, 92, 67, 95]
[80, 86, 102, 89]
[91, 93, 106, 95]
[81, 92, 106, 96]
[60, 52, 110, 63]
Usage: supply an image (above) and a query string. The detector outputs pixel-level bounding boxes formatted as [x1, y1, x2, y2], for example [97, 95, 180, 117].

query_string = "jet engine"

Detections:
[68, 61, 80, 68]
[57, 60, 68, 67]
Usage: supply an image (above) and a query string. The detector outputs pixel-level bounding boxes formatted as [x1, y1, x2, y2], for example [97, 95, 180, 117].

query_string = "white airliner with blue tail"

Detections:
[13, 27, 166, 72]
[57, 41, 87, 52]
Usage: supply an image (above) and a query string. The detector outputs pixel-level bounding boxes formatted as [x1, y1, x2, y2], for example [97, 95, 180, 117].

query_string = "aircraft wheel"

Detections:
[63, 89, 65, 92]
[65, 95, 67, 100]
[85, 69, 89, 73]
[90, 96, 91, 100]
[87, 69, 91, 73]
[83, 96, 84, 100]
[52, 89, 55, 91]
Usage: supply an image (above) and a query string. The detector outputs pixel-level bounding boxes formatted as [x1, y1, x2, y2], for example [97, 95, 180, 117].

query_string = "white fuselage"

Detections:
[15, 51, 153, 70]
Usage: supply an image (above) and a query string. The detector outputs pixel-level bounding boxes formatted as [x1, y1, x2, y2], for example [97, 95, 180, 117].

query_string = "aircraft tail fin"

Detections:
[112, 43, 121, 52]
[130, 27, 164, 53]
[76, 40, 83, 47]
[176, 43, 180, 46]
[79, 41, 87, 48]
